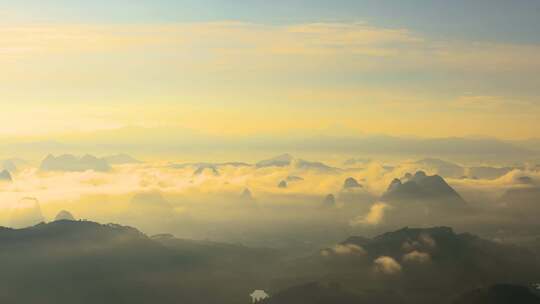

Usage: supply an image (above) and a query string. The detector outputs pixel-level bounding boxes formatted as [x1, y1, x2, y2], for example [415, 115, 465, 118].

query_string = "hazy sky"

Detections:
[1, 1, 539, 139]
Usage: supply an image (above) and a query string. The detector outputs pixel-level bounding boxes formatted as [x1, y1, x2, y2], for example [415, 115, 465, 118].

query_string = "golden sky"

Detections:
[1, 13, 539, 140]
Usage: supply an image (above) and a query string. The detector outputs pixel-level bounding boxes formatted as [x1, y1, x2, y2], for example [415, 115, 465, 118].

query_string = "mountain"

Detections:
[278, 180, 288, 189]
[261, 282, 370, 304]
[343, 158, 372, 167]
[0, 219, 537, 304]
[241, 188, 254, 201]
[1, 160, 17, 173]
[256, 154, 337, 171]
[193, 164, 220, 176]
[256, 154, 293, 168]
[40, 154, 111, 172]
[292, 227, 540, 304]
[466, 166, 514, 180]
[343, 177, 362, 189]
[343, 226, 467, 258]
[151, 234, 278, 268]
[414, 158, 464, 178]
[452, 284, 540, 304]
[294, 159, 337, 172]
[0, 220, 280, 304]
[54, 210, 76, 221]
[323, 194, 336, 207]
[498, 187, 540, 204]
[343, 226, 538, 278]
[103, 154, 141, 165]
[0, 170, 12, 182]
[129, 192, 175, 219]
[381, 171, 466, 205]
[270, 135, 532, 157]
[497, 187, 540, 218]
[171, 162, 250, 173]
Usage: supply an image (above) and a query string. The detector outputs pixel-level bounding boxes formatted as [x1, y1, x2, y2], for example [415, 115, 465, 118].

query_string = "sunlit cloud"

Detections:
[350, 202, 391, 226]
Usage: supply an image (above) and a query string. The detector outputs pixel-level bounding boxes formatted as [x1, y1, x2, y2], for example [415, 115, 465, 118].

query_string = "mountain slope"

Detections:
[452, 284, 540, 304]
[0, 221, 279, 304]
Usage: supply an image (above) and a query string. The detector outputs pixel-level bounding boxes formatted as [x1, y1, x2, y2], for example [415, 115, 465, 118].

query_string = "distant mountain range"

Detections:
[40, 154, 140, 172]
[40, 154, 111, 172]
[5, 133, 534, 158]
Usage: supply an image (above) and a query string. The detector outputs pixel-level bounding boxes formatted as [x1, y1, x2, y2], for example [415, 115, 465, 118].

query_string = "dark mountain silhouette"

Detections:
[0, 220, 537, 304]
[0, 221, 279, 304]
[40, 154, 111, 172]
[285, 227, 540, 304]
[278, 180, 288, 188]
[343, 226, 469, 259]
[381, 171, 466, 204]
[452, 284, 540, 304]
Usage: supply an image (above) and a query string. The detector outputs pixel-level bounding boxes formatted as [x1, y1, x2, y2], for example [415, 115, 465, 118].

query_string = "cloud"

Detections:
[402, 251, 431, 263]
[350, 202, 390, 226]
[451, 95, 538, 114]
[323, 244, 367, 257]
[419, 233, 437, 248]
[374, 256, 402, 275]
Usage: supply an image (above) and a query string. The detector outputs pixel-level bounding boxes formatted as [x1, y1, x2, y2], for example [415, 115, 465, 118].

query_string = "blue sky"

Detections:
[5, 0, 540, 43]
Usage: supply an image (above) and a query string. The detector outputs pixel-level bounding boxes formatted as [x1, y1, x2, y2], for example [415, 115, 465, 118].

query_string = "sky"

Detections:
[1, 1, 540, 140]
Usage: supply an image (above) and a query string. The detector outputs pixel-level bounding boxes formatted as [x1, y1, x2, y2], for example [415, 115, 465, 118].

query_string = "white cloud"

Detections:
[350, 202, 391, 226]
[374, 256, 402, 274]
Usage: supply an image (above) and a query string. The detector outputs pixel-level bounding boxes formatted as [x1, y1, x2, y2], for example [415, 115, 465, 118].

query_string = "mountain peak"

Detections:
[343, 177, 362, 189]
[0, 170, 12, 182]
[382, 171, 465, 204]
